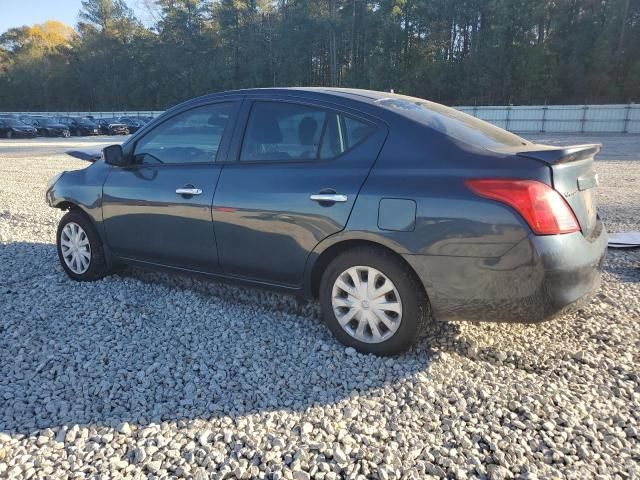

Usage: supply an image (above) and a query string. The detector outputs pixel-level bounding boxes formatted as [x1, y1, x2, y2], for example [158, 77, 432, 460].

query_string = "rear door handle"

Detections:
[176, 186, 202, 196]
[310, 193, 348, 203]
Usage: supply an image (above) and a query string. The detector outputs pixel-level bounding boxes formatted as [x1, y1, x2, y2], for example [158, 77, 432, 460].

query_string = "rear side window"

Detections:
[319, 113, 375, 159]
[376, 96, 529, 149]
[240, 101, 375, 162]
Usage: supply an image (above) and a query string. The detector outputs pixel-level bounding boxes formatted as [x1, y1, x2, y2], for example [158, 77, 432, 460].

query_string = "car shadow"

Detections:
[0, 241, 465, 435]
[604, 248, 640, 283]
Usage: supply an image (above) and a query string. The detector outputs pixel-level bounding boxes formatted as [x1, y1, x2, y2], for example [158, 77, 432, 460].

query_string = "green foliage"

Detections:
[0, 0, 638, 110]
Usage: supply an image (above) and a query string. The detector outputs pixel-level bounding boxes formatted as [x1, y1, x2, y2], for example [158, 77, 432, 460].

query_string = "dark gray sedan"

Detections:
[46, 88, 607, 355]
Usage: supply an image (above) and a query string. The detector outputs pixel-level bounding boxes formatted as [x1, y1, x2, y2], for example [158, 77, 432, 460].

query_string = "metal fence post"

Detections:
[580, 105, 588, 133]
[541, 106, 547, 133]
[505, 106, 511, 131]
[623, 103, 631, 134]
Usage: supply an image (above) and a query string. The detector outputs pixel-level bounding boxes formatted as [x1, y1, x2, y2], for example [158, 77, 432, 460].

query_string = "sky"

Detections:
[0, 0, 156, 35]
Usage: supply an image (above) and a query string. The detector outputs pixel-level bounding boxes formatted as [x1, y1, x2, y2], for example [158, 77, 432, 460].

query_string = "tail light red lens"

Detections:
[465, 179, 580, 235]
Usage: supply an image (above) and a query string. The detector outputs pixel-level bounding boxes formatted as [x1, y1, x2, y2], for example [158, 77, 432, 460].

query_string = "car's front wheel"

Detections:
[57, 210, 109, 281]
[6, 130, 13, 139]
[319, 246, 428, 356]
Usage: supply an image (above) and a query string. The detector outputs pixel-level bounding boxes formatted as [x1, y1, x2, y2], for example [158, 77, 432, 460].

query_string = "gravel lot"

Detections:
[0, 135, 638, 479]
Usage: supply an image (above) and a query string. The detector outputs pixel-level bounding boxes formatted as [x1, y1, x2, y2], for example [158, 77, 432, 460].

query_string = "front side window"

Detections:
[240, 101, 375, 162]
[134, 103, 233, 165]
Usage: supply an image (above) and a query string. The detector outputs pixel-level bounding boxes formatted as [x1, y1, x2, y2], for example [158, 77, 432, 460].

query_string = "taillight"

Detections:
[465, 179, 580, 235]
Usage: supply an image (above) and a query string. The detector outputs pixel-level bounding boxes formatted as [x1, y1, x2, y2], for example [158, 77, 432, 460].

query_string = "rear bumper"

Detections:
[404, 222, 607, 323]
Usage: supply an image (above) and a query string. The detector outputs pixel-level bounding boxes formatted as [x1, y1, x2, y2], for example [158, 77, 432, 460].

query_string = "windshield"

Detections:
[376, 95, 529, 149]
[75, 118, 96, 126]
[2, 119, 28, 127]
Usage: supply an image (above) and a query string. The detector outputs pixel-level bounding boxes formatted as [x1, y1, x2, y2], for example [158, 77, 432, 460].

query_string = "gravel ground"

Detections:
[0, 135, 639, 479]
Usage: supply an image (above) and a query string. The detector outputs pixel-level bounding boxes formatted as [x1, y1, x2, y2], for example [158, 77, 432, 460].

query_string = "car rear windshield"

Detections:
[375, 96, 529, 149]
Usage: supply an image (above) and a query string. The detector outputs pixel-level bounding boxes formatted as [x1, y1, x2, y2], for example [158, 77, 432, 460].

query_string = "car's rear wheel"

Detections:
[57, 210, 109, 281]
[319, 246, 428, 356]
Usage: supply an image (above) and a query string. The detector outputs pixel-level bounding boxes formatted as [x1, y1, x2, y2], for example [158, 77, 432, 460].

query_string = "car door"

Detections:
[213, 98, 388, 286]
[102, 100, 240, 272]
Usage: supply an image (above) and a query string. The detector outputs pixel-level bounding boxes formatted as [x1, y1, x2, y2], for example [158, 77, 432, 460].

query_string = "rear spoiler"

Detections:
[516, 144, 601, 165]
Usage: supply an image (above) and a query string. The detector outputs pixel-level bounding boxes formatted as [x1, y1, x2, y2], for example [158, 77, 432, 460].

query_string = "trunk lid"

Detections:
[516, 144, 600, 237]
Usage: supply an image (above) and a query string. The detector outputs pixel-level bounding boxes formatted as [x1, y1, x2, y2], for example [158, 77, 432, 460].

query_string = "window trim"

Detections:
[126, 100, 239, 168]
[233, 99, 378, 165]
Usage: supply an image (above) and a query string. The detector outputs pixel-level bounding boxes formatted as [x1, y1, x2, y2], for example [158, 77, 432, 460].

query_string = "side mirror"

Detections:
[102, 144, 127, 166]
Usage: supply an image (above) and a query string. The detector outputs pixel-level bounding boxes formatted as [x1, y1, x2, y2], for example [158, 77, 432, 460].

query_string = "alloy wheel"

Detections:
[331, 266, 403, 343]
[60, 222, 91, 274]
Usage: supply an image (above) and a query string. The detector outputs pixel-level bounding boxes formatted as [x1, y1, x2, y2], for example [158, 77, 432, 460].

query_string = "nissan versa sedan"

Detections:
[46, 88, 607, 355]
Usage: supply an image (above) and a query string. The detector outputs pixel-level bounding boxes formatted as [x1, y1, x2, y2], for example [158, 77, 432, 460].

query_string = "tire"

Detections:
[319, 246, 428, 356]
[6, 130, 13, 139]
[56, 210, 110, 281]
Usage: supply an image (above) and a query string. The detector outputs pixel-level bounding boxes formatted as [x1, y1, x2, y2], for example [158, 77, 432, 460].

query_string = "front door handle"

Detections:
[310, 193, 348, 203]
[176, 186, 202, 196]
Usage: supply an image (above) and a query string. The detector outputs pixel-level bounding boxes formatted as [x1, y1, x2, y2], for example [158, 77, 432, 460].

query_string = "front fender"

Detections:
[46, 160, 112, 242]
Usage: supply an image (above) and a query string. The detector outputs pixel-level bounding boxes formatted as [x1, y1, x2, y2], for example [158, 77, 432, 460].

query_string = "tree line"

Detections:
[0, 0, 638, 111]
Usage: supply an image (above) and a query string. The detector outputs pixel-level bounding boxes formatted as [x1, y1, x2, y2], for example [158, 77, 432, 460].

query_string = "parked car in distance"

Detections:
[0, 118, 38, 138]
[19, 115, 48, 129]
[46, 88, 607, 355]
[96, 118, 130, 135]
[56, 117, 100, 136]
[31, 118, 71, 137]
[118, 117, 145, 133]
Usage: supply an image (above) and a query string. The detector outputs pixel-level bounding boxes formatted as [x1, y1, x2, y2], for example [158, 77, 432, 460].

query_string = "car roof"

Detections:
[165, 87, 405, 125]
[192, 87, 393, 105]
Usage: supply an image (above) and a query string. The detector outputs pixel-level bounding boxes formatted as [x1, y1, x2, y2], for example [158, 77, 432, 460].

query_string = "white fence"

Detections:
[457, 104, 639, 133]
[2, 104, 639, 134]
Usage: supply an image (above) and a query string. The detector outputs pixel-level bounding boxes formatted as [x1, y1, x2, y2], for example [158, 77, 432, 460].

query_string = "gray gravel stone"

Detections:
[0, 136, 638, 479]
